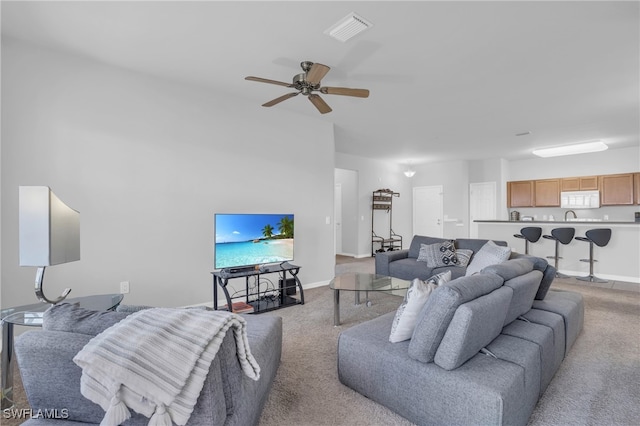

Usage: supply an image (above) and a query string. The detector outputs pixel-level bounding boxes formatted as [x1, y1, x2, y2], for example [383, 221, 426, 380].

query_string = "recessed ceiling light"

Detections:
[324, 12, 373, 43]
[532, 141, 608, 158]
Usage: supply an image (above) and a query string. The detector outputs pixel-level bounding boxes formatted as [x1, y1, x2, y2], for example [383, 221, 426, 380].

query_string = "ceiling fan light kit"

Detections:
[245, 61, 370, 114]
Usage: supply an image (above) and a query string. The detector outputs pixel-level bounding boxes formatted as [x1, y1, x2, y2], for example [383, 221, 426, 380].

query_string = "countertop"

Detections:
[475, 220, 639, 225]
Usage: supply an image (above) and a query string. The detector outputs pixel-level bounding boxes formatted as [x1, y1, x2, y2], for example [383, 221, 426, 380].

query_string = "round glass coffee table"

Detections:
[329, 273, 411, 326]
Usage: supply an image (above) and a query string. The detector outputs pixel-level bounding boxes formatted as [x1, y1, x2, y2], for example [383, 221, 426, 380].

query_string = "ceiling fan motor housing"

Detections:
[293, 72, 319, 95]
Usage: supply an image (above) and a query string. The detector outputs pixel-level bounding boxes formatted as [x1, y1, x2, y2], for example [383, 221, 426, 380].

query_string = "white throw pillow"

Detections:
[464, 240, 511, 276]
[389, 270, 452, 343]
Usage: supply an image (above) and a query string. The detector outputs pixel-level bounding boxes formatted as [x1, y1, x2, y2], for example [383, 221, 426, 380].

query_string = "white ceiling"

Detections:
[2, 1, 639, 166]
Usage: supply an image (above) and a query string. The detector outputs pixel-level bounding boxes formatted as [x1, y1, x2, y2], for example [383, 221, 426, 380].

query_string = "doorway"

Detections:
[334, 183, 342, 254]
[469, 182, 497, 238]
[334, 169, 358, 257]
[413, 186, 443, 238]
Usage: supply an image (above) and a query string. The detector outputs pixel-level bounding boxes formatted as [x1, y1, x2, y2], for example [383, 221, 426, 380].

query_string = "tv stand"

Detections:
[212, 263, 304, 314]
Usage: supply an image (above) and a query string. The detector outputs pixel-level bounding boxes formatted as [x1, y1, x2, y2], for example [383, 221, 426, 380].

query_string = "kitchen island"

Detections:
[475, 220, 639, 286]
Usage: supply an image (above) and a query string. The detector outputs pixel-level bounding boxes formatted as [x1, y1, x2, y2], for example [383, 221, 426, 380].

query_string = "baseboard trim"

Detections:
[559, 269, 640, 285]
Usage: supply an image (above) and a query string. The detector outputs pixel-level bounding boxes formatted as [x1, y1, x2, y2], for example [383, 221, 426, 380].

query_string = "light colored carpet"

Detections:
[4, 257, 639, 425]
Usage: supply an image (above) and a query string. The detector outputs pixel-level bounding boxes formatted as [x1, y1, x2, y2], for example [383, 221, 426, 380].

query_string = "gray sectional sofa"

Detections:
[375, 235, 510, 281]
[14, 304, 282, 425]
[338, 256, 584, 426]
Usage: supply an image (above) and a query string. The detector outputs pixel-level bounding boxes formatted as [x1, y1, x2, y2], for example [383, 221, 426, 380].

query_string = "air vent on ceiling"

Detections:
[324, 12, 373, 42]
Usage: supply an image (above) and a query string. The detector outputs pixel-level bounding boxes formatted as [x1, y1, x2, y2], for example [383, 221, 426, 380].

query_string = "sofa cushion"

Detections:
[465, 240, 512, 276]
[434, 286, 513, 370]
[509, 253, 555, 300]
[482, 258, 534, 281]
[502, 319, 557, 394]
[43, 303, 130, 336]
[431, 265, 467, 280]
[455, 238, 507, 254]
[388, 258, 436, 281]
[417, 240, 459, 267]
[408, 273, 504, 363]
[389, 271, 452, 343]
[408, 235, 449, 259]
[501, 270, 543, 325]
[532, 290, 584, 355]
[535, 264, 557, 300]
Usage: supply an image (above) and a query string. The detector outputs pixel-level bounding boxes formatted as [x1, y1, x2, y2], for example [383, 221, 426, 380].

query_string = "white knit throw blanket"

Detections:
[73, 308, 261, 426]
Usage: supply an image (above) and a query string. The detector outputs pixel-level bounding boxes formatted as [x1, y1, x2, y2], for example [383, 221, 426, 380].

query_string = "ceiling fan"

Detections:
[245, 61, 370, 114]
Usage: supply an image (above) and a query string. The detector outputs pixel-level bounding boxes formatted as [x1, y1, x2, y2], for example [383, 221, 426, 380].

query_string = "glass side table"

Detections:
[1, 294, 124, 410]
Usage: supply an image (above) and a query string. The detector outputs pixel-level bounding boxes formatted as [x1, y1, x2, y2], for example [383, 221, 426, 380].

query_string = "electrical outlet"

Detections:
[120, 281, 130, 294]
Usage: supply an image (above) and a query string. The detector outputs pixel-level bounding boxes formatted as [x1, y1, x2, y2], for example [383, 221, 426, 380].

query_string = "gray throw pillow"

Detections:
[464, 240, 512, 276]
[43, 303, 130, 336]
[455, 249, 473, 267]
[417, 240, 459, 267]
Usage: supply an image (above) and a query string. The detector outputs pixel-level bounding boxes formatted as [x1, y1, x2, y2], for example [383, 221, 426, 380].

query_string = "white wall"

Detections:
[335, 153, 412, 257]
[1, 39, 336, 310]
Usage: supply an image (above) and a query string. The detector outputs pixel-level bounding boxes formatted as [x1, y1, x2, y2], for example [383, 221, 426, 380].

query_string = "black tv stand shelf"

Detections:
[211, 263, 304, 314]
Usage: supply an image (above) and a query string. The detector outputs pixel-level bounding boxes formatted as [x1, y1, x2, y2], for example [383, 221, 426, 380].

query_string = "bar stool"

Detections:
[543, 227, 575, 278]
[576, 228, 612, 283]
[514, 227, 542, 255]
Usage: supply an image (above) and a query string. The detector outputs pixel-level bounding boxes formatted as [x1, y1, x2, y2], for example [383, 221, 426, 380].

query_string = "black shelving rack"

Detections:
[371, 189, 402, 256]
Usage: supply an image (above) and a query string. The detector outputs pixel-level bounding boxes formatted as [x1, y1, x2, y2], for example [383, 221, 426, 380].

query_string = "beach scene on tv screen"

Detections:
[215, 214, 294, 269]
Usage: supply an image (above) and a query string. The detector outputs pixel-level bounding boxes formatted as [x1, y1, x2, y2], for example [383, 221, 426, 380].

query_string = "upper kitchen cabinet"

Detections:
[561, 176, 599, 191]
[534, 179, 560, 207]
[600, 173, 635, 205]
[635, 173, 640, 205]
[507, 180, 534, 207]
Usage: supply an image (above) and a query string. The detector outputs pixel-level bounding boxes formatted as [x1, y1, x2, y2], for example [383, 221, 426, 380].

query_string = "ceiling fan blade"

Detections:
[245, 76, 293, 88]
[320, 87, 370, 98]
[262, 92, 299, 107]
[306, 63, 330, 85]
[308, 94, 332, 114]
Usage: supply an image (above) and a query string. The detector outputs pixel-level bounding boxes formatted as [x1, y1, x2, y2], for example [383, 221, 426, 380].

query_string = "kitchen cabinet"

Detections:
[600, 173, 634, 205]
[634, 173, 640, 205]
[534, 179, 560, 207]
[507, 180, 534, 207]
[561, 176, 599, 191]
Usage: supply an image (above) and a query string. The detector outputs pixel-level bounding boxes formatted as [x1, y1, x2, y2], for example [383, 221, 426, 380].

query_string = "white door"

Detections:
[469, 182, 496, 238]
[413, 186, 443, 237]
[334, 183, 343, 254]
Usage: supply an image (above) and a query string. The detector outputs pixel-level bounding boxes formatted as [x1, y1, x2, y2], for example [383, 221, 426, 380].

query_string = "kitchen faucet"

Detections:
[565, 210, 577, 221]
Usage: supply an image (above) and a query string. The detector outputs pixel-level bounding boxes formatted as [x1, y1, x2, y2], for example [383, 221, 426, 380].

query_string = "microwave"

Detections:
[560, 190, 600, 209]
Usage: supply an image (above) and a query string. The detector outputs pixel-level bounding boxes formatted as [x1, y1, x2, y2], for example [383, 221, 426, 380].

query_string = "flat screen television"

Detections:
[214, 213, 294, 270]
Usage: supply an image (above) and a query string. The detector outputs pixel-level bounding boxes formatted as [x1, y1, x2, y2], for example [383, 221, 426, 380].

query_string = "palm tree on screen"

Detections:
[278, 216, 294, 238]
[262, 224, 274, 239]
